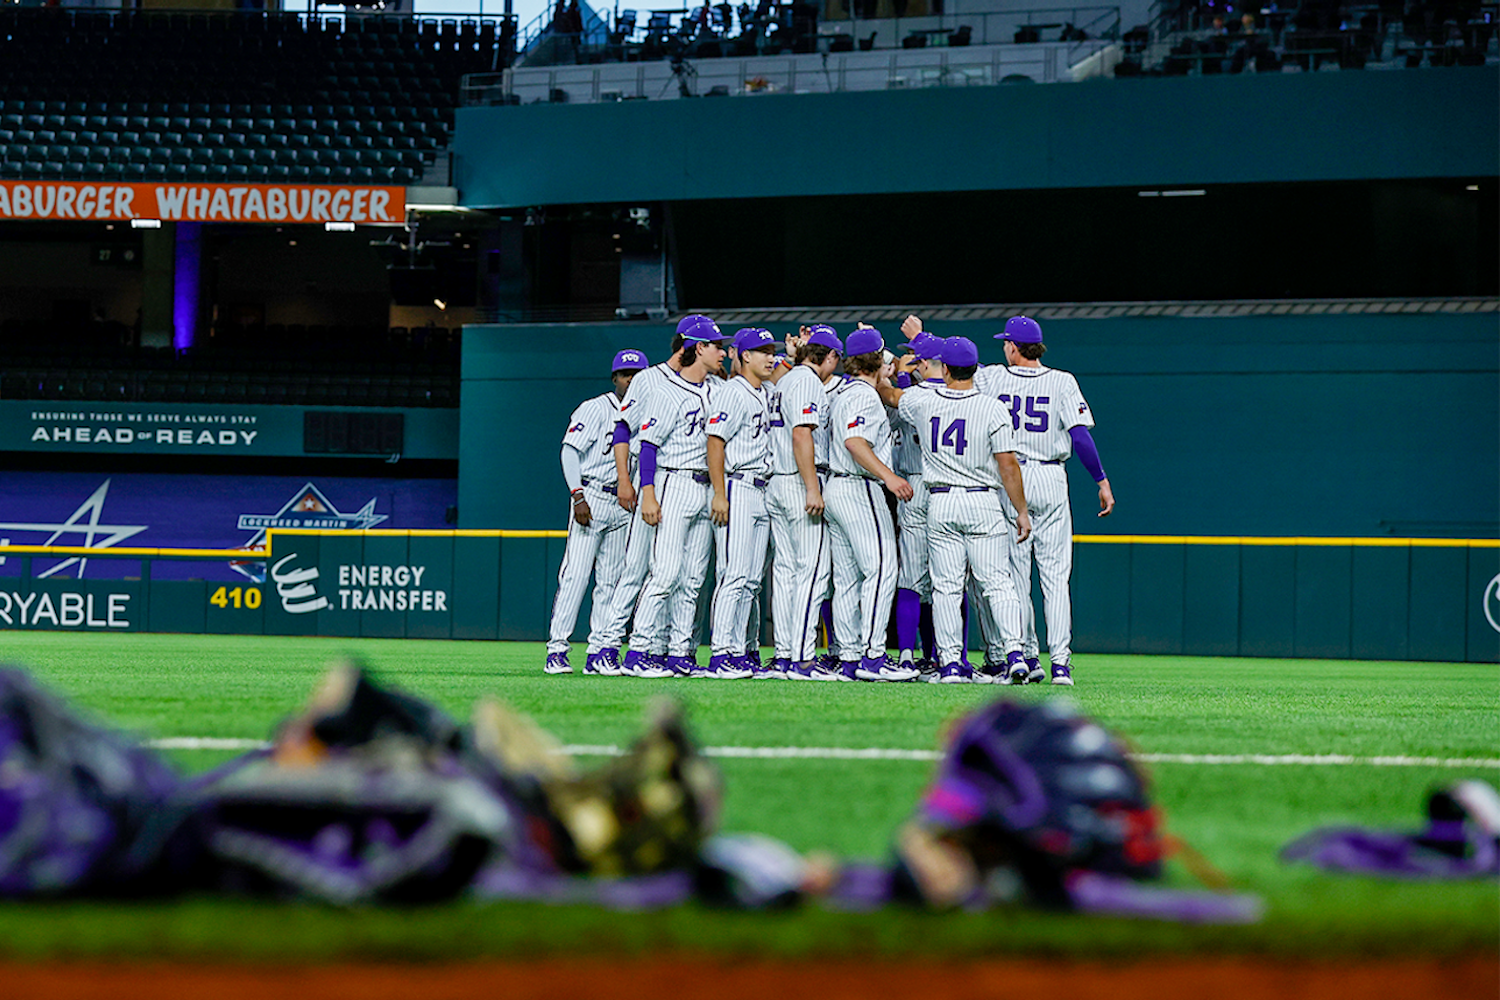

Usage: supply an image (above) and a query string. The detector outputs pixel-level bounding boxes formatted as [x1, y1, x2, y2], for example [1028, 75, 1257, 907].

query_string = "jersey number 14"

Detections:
[929, 417, 968, 455]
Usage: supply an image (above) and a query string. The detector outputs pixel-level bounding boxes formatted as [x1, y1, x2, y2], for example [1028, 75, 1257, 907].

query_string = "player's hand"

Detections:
[1015, 509, 1032, 542]
[1097, 479, 1115, 517]
[804, 485, 825, 517]
[886, 475, 914, 502]
[900, 315, 923, 340]
[617, 480, 637, 512]
[856, 321, 875, 330]
[895, 353, 920, 377]
[642, 494, 662, 527]
[711, 493, 729, 526]
[572, 497, 592, 527]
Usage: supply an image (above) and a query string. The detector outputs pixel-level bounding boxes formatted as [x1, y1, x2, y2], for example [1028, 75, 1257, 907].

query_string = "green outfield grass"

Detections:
[0, 632, 1494, 962]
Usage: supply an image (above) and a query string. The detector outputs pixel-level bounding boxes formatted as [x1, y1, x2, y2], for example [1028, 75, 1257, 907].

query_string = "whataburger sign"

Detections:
[0, 181, 406, 224]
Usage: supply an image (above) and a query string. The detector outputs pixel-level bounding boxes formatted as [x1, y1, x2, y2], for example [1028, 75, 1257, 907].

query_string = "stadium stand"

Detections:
[0, 7, 513, 185]
[0, 320, 459, 408]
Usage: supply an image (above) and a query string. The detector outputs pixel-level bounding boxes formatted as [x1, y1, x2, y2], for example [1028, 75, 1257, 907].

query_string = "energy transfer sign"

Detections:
[0, 181, 405, 223]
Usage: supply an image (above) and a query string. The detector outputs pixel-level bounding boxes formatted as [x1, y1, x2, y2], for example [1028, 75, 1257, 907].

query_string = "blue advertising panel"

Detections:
[0, 472, 456, 582]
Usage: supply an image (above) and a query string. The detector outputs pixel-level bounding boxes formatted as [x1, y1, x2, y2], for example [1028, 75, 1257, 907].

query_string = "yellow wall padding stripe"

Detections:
[1, 533, 1492, 560]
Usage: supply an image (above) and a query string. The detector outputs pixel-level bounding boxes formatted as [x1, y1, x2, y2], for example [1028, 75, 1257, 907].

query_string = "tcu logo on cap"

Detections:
[620, 352, 641, 363]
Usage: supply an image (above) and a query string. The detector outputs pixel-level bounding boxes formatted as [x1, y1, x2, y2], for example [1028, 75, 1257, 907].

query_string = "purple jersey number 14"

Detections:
[929, 417, 968, 455]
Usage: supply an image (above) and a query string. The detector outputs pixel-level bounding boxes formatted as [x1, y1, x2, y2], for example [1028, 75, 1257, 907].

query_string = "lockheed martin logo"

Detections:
[0, 479, 147, 579]
[232, 483, 387, 582]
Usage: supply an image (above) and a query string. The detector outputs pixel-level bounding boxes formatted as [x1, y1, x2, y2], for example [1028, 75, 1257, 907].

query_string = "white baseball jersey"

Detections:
[888, 378, 944, 477]
[640, 369, 714, 471]
[707, 375, 771, 477]
[830, 379, 893, 479]
[974, 363, 1099, 674]
[563, 392, 626, 486]
[973, 365, 1093, 462]
[617, 361, 675, 457]
[772, 365, 832, 471]
[896, 386, 1016, 488]
[548, 391, 633, 656]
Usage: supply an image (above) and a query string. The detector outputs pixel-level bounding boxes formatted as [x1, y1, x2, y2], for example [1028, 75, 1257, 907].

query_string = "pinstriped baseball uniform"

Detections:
[896, 385, 1024, 667]
[629, 369, 716, 657]
[547, 392, 634, 655]
[707, 375, 772, 658]
[825, 379, 899, 662]
[596, 362, 676, 650]
[889, 378, 945, 599]
[765, 364, 835, 662]
[973, 363, 1095, 667]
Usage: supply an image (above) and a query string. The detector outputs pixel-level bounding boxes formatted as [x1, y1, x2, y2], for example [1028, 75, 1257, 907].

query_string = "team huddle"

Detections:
[544, 313, 1115, 684]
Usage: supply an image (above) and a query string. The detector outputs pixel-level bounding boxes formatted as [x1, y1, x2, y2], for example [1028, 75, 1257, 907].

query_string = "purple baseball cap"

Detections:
[676, 313, 715, 335]
[940, 336, 978, 368]
[996, 315, 1043, 344]
[680, 315, 727, 343]
[805, 325, 842, 352]
[733, 327, 779, 354]
[612, 348, 649, 372]
[845, 327, 884, 357]
[904, 332, 945, 360]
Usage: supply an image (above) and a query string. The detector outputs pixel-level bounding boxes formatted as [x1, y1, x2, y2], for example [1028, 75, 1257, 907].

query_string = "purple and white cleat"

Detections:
[1026, 657, 1046, 685]
[933, 661, 973, 684]
[1051, 662, 1074, 686]
[544, 652, 572, 675]
[583, 649, 621, 676]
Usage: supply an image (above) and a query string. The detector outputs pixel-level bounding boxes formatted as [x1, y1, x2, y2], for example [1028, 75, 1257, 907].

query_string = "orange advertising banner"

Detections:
[0, 181, 406, 224]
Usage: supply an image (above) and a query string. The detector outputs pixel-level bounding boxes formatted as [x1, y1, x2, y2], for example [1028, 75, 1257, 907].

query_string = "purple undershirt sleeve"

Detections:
[639, 441, 658, 486]
[1069, 426, 1107, 482]
[611, 421, 631, 446]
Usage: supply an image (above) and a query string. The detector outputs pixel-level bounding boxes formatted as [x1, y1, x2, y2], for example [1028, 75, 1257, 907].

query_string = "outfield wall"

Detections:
[1, 531, 1494, 663]
[458, 310, 1500, 538]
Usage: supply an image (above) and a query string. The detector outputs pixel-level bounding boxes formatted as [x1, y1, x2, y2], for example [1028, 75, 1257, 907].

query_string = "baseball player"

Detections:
[595, 316, 702, 678]
[824, 326, 920, 682]
[974, 315, 1114, 686]
[545, 349, 651, 675]
[887, 331, 948, 674]
[705, 327, 778, 678]
[628, 320, 730, 675]
[765, 325, 843, 679]
[878, 335, 1033, 683]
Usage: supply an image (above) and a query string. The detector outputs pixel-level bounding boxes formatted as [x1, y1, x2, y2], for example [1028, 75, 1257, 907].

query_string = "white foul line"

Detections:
[146, 738, 1500, 769]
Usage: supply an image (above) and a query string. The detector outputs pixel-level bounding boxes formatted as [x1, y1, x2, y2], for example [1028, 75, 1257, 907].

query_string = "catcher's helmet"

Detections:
[919, 699, 1162, 904]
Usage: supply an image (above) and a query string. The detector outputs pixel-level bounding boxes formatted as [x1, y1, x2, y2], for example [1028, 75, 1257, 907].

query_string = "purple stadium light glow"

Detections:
[172, 221, 202, 351]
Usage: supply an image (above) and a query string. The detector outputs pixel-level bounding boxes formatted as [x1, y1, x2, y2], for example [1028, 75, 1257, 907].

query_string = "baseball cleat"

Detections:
[1005, 651, 1030, 686]
[836, 660, 861, 681]
[665, 655, 697, 677]
[620, 649, 646, 677]
[1025, 657, 1046, 685]
[718, 655, 753, 679]
[1050, 663, 1074, 686]
[598, 647, 622, 675]
[934, 662, 973, 684]
[742, 650, 765, 674]
[544, 652, 572, 675]
[583, 650, 620, 676]
[757, 657, 791, 679]
[979, 661, 1006, 684]
[635, 654, 674, 679]
[784, 660, 819, 680]
[857, 656, 920, 682]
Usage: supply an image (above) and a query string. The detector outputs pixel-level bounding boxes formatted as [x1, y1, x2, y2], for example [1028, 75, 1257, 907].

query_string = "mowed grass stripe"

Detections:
[147, 738, 1500, 768]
